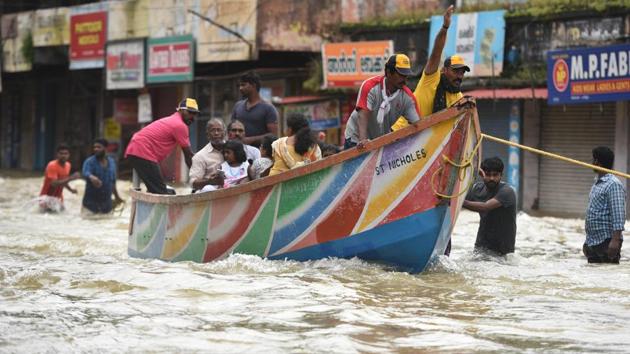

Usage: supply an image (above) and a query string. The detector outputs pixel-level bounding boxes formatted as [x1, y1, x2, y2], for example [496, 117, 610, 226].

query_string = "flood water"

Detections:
[1, 174, 629, 353]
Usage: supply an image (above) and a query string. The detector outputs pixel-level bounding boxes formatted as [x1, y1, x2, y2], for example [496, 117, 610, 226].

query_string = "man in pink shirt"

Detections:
[125, 98, 198, 194]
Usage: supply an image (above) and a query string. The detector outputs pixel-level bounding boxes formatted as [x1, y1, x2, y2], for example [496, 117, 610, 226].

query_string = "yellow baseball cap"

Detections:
[386, 54, 414, 76]
[444, 55, 471, 72]
[177, 98, 200, 113]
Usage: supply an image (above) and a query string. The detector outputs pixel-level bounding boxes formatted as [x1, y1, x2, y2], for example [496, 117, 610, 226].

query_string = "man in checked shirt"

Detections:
[583, 146, 627, 264]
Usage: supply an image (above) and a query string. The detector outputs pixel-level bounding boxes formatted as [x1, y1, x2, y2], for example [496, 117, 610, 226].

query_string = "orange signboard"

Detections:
[322, 40, 393, 89]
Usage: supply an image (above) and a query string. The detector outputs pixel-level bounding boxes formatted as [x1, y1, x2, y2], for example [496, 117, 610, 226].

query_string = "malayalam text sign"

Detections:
[106, 40, 144, 90]
[547, 44, 630, 105]
[322, 41, 393, 88]
[429, 10, 505, 77]
[147, 35, 194, 83]
[69, 5, 107, 69]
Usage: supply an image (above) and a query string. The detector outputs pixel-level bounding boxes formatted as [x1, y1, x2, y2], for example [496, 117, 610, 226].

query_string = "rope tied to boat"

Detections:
[430, 135, 483, 199]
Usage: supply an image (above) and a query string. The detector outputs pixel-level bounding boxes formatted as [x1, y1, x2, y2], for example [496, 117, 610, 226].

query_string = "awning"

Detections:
[464, 88, 548, 99]
[275, 95, 338, 105]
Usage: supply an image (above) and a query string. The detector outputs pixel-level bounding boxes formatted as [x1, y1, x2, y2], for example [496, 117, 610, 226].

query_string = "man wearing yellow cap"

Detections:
[392, 5, 468, 130]
[125, 98, 198, 194]
[344, 53, 420, 149]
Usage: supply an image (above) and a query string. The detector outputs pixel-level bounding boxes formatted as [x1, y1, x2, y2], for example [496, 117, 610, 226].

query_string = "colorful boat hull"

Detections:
[128, 102, 481, 273]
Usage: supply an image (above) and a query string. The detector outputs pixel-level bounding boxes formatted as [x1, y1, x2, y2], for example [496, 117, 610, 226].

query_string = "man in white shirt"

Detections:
[189, 118, 226, 192]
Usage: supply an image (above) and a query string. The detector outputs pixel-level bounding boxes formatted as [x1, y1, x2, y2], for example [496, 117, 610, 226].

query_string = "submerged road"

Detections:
[1, 175, 629, 352]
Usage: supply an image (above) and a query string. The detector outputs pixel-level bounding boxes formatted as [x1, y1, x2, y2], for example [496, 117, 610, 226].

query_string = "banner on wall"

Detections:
[106, 40, 144, 90]
[322, 40, 393, 88]
[284, 100, 341, 130]
[429, 10, 506, 77]
[33, 7, 69, 46]
[69, 3, 108, 70]
[196, 0, 257, 62]
[114, 98, 139, 125]
[138, 93, 152, 123]
[146, 35, 194, 83]
[1, 12, 34, 73]
[547, 43, 630, 105]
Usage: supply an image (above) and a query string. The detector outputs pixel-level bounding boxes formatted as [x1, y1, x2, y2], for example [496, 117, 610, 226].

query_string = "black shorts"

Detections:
[583, 238, 622, 264]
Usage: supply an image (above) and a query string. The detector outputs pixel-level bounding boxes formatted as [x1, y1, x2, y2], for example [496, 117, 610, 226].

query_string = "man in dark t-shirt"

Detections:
[231, 71, 278, 146]
[464, 157, 517, 255]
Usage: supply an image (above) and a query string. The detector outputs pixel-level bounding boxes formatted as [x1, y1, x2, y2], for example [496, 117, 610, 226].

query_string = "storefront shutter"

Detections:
[539, 102, 616, 216]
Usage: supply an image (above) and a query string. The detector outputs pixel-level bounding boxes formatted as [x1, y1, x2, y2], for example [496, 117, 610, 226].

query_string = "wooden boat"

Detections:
[128, 98, 481, 273]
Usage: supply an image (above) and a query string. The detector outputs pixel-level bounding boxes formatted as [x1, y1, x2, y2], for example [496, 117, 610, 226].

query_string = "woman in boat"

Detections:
[269, 113, 322, 176]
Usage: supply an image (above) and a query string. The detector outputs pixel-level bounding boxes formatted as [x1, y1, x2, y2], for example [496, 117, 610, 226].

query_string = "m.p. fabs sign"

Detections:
[547, 44, 630, 104]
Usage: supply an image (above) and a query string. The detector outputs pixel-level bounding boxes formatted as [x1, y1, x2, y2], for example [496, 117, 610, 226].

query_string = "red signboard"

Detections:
[70, 11, 107, 61]
[114, 98, 138, 125]
[146, 35, 194, 83]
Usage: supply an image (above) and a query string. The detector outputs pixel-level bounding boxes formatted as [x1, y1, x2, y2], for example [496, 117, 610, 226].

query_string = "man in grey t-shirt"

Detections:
[231, 71, 278, 146]
[344, 54, 420, 149]
[464, 157, 517, 255]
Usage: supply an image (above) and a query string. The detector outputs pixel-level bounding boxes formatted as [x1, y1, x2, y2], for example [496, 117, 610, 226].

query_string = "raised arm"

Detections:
[425, 5, 454, 75]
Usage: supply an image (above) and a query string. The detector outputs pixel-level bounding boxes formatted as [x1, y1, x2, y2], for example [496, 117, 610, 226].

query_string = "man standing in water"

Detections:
[463, 157, 517, 255]
[583, 146, 626, 263]
[81, 138, 123, 214]
[125, 98, 198, 194]
[39, 144, 81, 211]
[343, 53, 420, 149]
[231, 71, 278, 146]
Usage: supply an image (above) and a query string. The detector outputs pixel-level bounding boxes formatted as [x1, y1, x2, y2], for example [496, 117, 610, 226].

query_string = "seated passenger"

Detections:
[248, 135, 276, 180]
[219, 140, 250, 188]
[320, 143, 341, 158]
[200, 140, 249, 192]
[269, 113, 322, 176]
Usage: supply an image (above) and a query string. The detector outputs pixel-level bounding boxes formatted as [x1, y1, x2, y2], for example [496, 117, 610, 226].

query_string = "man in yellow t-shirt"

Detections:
[391, 5, 470, 130]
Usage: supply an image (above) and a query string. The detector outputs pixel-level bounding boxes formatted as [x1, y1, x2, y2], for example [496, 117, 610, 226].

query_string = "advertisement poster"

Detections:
[1, 12, 34, 73]
[106, 40, 144, 90]
[138, 93, 153, 123]
[322, 41, 393, 88]
[429, 10, 505, 77]
[547, 43, 630, 105]
[69, 3, 108, 69]
[33, 7, 69, 46]
[114, 98, 139, 125]
[284, 100, 341, 130]
[146, 35, 194, 83]
[196, 0, 257, 62]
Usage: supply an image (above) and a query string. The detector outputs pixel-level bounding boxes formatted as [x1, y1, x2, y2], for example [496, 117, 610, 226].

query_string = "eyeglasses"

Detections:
[230, 128, 245, 132]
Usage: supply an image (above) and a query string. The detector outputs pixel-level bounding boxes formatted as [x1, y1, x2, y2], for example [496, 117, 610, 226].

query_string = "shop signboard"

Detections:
[547, 43, 630, 105]
[1, 12, 34, 73]
[33, 7, 69, 46]
[146, 35, 194, 83]
[196, 0, 257, 62]
[106, 40, 144, 90]
[69, 3, 108, 69]
[322, 40, 393, 89]
[138, 93, 152, 123]
[429, 10, 506, 77]
[284, 99, 341, 130]
[114, 98, 139, 125]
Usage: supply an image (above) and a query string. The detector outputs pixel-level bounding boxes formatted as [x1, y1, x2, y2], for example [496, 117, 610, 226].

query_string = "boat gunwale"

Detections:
[130, 97, 479, 205]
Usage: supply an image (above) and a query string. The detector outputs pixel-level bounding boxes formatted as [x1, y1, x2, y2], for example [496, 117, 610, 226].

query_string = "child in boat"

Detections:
[269, 113, 322, 176]
[248, 135, 276, 180]
[220, 140, 250, 188]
